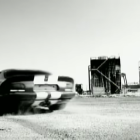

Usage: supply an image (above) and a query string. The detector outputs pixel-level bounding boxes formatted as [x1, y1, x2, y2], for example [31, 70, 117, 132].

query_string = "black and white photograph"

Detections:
[0, 0, 140, 139]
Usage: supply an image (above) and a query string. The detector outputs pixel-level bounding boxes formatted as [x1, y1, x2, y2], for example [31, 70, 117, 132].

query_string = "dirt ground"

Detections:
[1, 96, 140, 140]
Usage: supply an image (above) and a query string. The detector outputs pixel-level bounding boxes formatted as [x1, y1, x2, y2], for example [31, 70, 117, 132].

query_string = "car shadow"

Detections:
[1, 108, 53, 117]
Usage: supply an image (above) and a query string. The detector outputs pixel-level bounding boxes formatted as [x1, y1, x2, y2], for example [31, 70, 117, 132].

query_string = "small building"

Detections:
[75, 84, 83, 95]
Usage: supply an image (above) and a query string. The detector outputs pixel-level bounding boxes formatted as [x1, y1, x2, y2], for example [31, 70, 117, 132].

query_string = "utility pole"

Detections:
[88, 65, 91, 91]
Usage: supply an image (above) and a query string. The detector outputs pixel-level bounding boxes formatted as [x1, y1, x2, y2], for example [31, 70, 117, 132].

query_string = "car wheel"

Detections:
[0, 111, 4, 116]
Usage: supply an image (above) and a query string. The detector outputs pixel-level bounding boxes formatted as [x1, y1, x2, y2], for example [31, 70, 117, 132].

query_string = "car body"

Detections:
[0, 69, 75, 115]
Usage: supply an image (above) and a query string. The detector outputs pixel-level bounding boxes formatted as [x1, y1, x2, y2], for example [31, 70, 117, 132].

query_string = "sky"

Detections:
[0, 0, 140, 89]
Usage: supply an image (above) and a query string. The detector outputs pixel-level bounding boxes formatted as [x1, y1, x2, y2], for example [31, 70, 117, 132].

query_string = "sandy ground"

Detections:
[1, 96, 140, 140]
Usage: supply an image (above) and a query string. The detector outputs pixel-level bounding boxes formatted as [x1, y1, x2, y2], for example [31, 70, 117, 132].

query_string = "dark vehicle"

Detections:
[0, 69, 75, 115]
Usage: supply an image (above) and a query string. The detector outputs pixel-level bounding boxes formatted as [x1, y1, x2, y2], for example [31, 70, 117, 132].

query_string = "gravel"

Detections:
[1, 96, 140, 139]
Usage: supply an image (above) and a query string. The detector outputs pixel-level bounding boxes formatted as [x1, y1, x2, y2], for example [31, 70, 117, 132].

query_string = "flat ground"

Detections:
[1, 96, 140, 140]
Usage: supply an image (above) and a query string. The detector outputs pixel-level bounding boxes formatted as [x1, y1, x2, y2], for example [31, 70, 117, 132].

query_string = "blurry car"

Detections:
[0, 69, 75, 115]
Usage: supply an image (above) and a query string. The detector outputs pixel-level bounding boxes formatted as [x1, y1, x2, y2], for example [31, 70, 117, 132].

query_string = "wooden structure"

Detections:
[88, 56, 121, 95]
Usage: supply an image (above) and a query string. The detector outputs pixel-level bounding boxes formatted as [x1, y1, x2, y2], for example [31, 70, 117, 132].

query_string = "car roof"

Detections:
[1, 69, 52, 78]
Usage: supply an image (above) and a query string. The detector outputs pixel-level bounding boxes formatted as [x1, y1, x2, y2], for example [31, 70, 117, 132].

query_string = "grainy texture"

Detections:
[1, 96, 140, 139]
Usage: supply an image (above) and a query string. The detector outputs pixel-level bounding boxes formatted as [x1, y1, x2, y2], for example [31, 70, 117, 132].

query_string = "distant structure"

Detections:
[121, 73, 127, 94]
[139, 61, 140, 84]
[75, 84, 83, 95]
[88, 56, 121, 96]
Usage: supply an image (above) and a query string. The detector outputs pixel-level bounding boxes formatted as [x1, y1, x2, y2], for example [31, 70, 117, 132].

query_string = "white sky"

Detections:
[0, 0, 140, 89]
